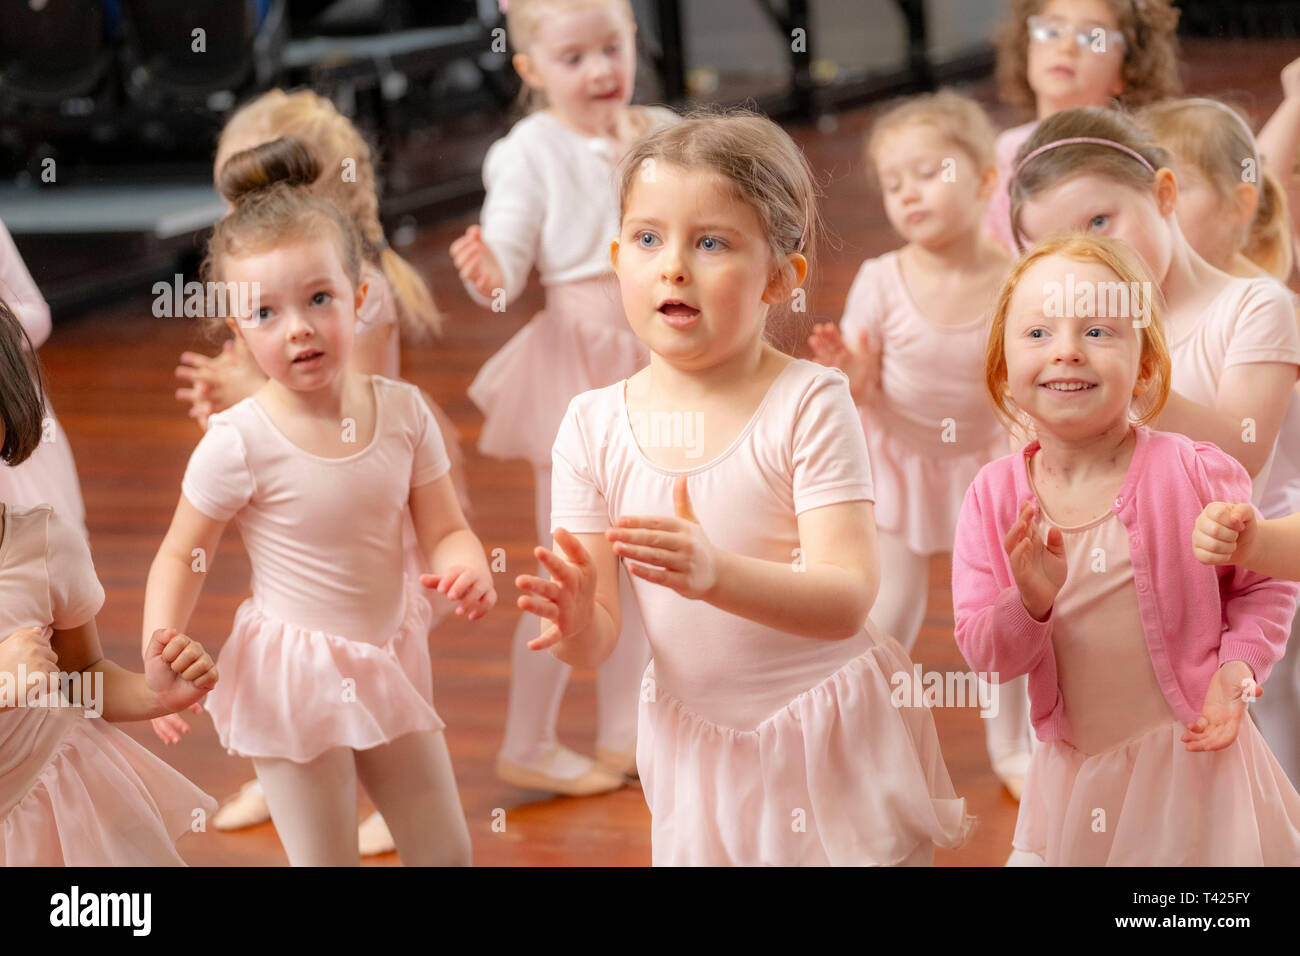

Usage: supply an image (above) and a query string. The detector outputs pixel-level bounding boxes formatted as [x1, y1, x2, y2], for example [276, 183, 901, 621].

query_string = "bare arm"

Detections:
[689, 501, 877, 640]
[1153, 363, 1296, 478]
[516, 529, 622, 669]
[54, 618, 217, 723]
[141, 495, 228, 658]
[409, 473, 496, 619]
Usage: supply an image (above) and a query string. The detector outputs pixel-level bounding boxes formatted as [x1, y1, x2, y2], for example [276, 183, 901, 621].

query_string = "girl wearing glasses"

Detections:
[986, 0, 1182, 254]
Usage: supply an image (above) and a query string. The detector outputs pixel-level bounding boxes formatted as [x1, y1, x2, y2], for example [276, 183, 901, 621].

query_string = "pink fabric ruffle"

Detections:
[205, 578, 442, 763]
[0, 718, 215, 866]
[468, 276, 648, 467]
[864, 413, 1005, 555]
[1014, 716, 1300, 865]
[638, 635, 976, 865]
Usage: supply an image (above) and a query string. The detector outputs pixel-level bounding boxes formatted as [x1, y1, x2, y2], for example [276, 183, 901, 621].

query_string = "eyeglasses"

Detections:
[1027, 15, 1126, 55]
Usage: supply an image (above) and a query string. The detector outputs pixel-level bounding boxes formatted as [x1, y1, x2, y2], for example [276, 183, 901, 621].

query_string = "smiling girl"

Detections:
[515, 111, 974, 865]
[954, 234, 1300, 864]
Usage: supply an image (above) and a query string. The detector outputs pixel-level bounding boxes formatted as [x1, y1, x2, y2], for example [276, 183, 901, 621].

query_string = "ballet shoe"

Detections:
[358, 811, 395, 856]
[495, 749, 626, 796]
[992, 752, 1031, 802]
[594, 746, 638, 779]
[212, 779, 271, 830]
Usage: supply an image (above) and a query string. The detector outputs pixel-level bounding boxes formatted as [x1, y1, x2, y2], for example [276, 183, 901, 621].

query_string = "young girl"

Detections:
[985, 0, 1180, 252]
[0, 298, 219, 866]
[450, 0, 676, 795]
[0, 216, 87, 536]
[516, 111, 974, 865]
[954, 233, 1300, 865]
[1009, 108, 1300, 497]
[166, 89, 468, 853]
[1143, 96, 1300, 788]
[143, 139, 493, 866]
[807, 91, 1034, 799]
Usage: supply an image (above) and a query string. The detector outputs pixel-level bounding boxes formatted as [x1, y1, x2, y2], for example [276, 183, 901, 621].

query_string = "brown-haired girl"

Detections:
[954, 234, 1300, 864]
[0, 298, 220, 865]
[516, 110, 974, 865]
[142, 140, 493, 865]
[985, 0, 1181, 251]
[449, 0, 678, 797]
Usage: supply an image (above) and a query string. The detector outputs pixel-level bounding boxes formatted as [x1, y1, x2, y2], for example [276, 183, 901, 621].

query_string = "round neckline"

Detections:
[1021, 426, 1143, 532]
[248, 375, 383, 464]
[618, 360, 798, 476]
[889, 251, 990, 333]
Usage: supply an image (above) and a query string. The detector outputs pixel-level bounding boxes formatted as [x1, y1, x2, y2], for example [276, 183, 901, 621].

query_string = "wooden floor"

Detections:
[30, 38, 1300, 866]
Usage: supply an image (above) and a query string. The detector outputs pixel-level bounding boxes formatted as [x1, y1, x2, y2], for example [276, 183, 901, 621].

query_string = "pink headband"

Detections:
[1013, 136, 1156, 180]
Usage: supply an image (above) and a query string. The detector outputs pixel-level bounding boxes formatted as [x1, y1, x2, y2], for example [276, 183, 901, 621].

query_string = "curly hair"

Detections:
[994, 0, 1182, 113]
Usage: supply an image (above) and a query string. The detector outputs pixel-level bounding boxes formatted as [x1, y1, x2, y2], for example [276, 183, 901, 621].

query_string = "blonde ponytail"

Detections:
[1244, 170, 1295, 280]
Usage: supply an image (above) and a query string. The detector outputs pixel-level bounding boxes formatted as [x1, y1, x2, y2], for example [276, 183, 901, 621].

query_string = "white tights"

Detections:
[500, 465, 651, 768]
[871, 528, 1034, 771]
[252, 730, 471, 866]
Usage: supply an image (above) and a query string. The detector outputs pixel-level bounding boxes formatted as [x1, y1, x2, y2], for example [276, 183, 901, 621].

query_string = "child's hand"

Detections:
[151, 705, 203, 745]
[1192, 502, 1257, 567]
[420, 566, 496, 621]
[450, 225, 505, 301]
[807, 323, 880, 405]
[1004, 501, 1066, 621]
[607, 477, 718, 600]
[515, 528, 599, 651]
[1282, 56, 1300, 99]
[0, 627, 57, 709]
[144, 627, 218, 716]
[175, 337, 267, 427]
[1182, 660, 1259, 752]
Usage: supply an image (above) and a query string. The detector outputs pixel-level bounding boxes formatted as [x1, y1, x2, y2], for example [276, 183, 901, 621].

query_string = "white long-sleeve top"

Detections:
[465, 106, 678, 308]
[0, 217, 51, 349]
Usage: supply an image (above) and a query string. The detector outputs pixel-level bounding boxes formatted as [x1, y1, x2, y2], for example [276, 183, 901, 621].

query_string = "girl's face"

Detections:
[1026, 0, 1125, 115]
[872, 122, 993, 248]
[612, 162, 800, 372]
[1165, 159, 1253, 272]
[1018, 171, 1176, 286]
[517, 2, 636, 137]
[222, 234, 363, 391]
[1004, 254, 1146, 440]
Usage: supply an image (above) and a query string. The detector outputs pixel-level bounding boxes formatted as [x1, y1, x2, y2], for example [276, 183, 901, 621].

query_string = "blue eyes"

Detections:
[1087, 214, 1110, 231]
[1029, 327, 1110, 338]
[633, 231, 725, 251]
[313, 291, 332, 305]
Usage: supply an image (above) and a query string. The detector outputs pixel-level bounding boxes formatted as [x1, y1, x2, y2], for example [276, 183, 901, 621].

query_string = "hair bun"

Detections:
[217, 135, 321, 205]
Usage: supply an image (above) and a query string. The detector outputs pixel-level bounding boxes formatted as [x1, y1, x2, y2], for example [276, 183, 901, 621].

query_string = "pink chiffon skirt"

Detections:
[468, 275, 648, 468]
[1013, 717, 1300, 865]
[0, 712, 216, 866]
[637, 634, 976, 866]
[863, 409, 1004, 556]
[204, 578, 443, 763]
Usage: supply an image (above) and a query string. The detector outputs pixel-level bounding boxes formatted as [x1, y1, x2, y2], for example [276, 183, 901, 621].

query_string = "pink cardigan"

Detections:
[952, 426, 1299, 742]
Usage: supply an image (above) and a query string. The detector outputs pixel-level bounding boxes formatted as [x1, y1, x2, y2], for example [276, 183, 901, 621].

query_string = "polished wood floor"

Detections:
[30, 38, 1300, 866]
